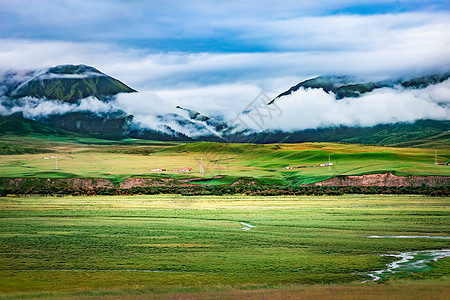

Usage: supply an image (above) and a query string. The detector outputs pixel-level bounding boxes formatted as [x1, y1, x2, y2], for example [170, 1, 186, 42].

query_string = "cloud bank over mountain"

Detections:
[254, 81, 450, 132]
[1, 74, 449, 137]
[0, 96, 118, 120]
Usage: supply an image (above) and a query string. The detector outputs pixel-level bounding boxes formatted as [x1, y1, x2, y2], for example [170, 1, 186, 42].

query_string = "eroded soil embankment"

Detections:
[118, 176, 226, 188]
[1, 173, 449, 190]
[313, 172, 450, 187]
[2, 177, 114, 189]
[0, 177, 213, 190]
[118, 178, 179, 188]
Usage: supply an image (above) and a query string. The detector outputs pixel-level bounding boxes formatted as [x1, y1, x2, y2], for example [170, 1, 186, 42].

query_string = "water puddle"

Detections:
[239, 222, 256, 231]
[364, 249, 450, 282]
[367, 235, 450, 240]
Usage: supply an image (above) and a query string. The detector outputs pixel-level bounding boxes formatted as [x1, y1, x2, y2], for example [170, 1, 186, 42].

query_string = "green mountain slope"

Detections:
[246, 120, 450, 147]
[10, 65, 136, 103]
[0, 112, 192, 142]
[43, 111, 132, 138]
[0, 112, 76, 136]
[270, 73, 450, 103]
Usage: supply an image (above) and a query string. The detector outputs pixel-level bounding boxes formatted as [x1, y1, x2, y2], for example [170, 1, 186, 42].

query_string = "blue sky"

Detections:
[1, 0, 448, 53]
[0, 0, 449, 127]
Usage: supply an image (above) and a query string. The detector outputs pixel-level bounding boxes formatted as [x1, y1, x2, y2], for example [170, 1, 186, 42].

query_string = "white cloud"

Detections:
[0, 96, 118, 119]
[2, 1, 447, 44]
[1, 23, 449, 93]
[245, 80, 450, 132]
[1, 80, 449, 137]
[155, 84, 265, 118]
[250, 12, 450, 51]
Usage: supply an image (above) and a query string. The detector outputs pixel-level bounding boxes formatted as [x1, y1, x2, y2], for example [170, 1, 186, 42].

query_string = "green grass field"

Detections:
[0, 195, 448, 298]
[0, 136, 449, 185]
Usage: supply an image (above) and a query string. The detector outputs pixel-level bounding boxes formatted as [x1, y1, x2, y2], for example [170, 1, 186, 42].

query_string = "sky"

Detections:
[0, 0, 449, 133]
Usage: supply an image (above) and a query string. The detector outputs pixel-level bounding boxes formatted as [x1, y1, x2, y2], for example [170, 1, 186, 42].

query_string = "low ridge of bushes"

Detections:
[0, 182, 448, 197]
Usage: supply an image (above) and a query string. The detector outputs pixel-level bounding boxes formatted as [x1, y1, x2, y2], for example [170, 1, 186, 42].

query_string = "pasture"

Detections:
[0, 136, 449, 185]
[0, 194, 448, 298]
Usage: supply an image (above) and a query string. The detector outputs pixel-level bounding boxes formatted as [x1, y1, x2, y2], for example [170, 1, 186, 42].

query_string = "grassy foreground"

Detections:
[0, 136, 449, 185]
[0, 195, 448, 299]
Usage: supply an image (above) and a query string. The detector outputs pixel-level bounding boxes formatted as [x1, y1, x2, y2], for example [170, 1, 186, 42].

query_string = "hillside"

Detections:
[4, 64, 136, 103]
[0, 136, 448, 185]
[269, 73, 450, 103]
[0, 112, 76, 137]
[1, 111, 448, 147]
[248, 120, 450, 147]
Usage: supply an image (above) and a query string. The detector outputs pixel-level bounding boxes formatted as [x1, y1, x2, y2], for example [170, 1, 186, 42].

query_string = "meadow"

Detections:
[0, 135, 449, 185]
[0, 194, 448, 299]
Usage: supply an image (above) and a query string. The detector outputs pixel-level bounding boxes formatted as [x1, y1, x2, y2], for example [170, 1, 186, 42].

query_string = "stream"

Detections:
[239, 222, 256, 230]
[364, 249, 450, 282]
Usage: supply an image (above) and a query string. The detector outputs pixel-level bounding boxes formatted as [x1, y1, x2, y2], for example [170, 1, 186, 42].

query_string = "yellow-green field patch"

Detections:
[0, 138, 449, 184]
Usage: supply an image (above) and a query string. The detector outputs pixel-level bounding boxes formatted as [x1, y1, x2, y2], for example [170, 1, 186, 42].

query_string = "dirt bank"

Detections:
[119, 177, 179, 189]
[2, 177, 114, 189]
[312, 173, 450, 187]
[118, 175, 227, 188]
[1, 173, 448, 191]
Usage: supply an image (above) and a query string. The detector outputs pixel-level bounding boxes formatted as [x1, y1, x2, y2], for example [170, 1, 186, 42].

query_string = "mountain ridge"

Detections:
[269, 73, 450, 104]
[2, 64, 137, 103]
[0, 65, 448, 145]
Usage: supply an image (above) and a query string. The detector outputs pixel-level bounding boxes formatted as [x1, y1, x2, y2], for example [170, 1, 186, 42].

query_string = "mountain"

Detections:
[0, 64, 139, 138]
[2, 64, 136, 103]
[268, 75, 382, 103]
[168, 108, 449, 147]
[175, 106, 236, 139]
[183, 73, 450, 145]
[246, 120, 450, 147]
[1, 65, 448, 146]
[43, 111, 133, 139]
[128, 107, 234, 142]
[401, 73, 450, 89]
[128, 125, 193, 142]
[269, 73, 450, 104]
[0, 112, 78, 136]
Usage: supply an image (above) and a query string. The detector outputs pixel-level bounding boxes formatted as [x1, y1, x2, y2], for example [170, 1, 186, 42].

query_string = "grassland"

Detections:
[0, 135, 449, 185]
[0, 194, 448, 299]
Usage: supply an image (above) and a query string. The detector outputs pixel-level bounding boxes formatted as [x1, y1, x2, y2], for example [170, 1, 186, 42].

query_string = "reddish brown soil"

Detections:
[119, 177, 178, 188]
[313, 172, 450, 186]
[2, 173, 449, 190]
[5, 177, 114, 188]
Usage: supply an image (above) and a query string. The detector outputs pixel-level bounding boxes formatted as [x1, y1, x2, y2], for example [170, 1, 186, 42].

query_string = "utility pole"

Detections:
[435, 149, 437, 165]
[200, 157, 204, 173]
[328, 154, 331, 172]
[55, 155, 58, 170]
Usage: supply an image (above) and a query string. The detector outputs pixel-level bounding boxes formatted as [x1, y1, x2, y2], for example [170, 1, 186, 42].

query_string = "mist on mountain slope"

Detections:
[0, 92, 217, 138]
[0, 96, 119, 119]
[236, 79, 450, 132]
[0, 75, 449, 137]
[117, 78, 450, 134]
